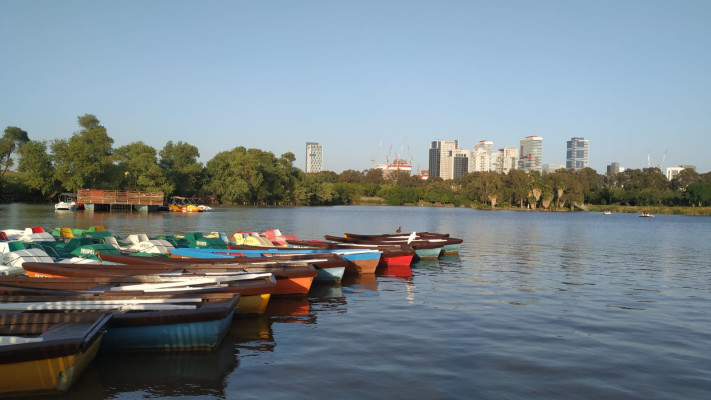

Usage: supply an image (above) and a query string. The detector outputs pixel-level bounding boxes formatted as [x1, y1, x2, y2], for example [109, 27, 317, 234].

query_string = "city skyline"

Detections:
[1, 1, 709, 175]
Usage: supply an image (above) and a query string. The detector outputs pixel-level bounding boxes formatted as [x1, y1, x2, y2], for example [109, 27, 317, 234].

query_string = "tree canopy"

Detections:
[3, 113, 710, 210]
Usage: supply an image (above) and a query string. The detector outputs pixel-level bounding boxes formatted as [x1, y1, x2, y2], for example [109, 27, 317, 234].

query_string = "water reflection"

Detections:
[231, 316, 275, 354]
[377, 263, 413, 279]
[57, 333, 238, 400]
[266, 296, 316, 324]
[342, 273, 379, 291]
[308, 284, 347, 313]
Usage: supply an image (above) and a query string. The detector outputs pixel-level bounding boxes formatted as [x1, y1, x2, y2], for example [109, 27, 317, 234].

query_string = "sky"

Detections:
[1, 0, 710, 174]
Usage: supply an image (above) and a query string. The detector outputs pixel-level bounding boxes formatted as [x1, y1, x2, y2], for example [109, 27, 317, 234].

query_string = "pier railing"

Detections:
[77, 189, 164, 205]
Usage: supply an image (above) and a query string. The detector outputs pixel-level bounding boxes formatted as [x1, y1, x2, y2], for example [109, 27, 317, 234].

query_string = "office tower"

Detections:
[566, 137, 589, 170]
[429, 140, 459, 180]
[452, 149, 470, 179]
[305, 142, 322, 173]
[495, 147, 518, 174]
[473, 140, 494, 172]
[518, 136, 543, 172]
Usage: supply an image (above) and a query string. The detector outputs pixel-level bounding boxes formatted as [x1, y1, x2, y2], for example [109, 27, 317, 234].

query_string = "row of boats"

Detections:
[0, 226, 462, 396]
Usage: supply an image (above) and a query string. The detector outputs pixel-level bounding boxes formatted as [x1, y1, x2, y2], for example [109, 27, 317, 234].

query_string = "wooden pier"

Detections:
[77, 189, 164, 212]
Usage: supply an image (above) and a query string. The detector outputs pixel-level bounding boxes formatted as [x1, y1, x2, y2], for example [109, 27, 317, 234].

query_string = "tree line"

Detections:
[2, 114, 711, 209]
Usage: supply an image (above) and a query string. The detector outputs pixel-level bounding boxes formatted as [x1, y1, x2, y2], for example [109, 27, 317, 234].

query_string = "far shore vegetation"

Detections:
[2, 115, 710, 216]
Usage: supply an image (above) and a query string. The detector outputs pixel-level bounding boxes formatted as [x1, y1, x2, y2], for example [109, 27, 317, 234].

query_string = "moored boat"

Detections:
[0, 294, 239, 352]
[343, 231, 463, 255]
[0, 310, 111, 396]
[326, 234, 445, 260]
[193, 246, 382, 275]
[306, 238, 416, 267]
[21, 258, 316, 297]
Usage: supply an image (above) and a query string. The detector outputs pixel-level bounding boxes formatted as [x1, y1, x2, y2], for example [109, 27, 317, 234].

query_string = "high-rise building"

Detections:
[518, 136, 543, 172]
[452, 149, 469, 179]
[470, 148, 491, 172]
[566, 137, 589, 170]
[429, 140, 459, 180]
[473, 140, 494, 172]
[495, 147, 518, 174]
[305, 142, 322, 173]
[607, 162, 621, 174]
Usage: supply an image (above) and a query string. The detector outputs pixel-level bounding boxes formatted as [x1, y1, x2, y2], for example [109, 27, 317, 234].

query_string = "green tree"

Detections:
[1, 126, 30, 177]
[52, 114, 114, 191]
[670, 168, 700, 191]
[17, 140, 58, 197]
[159, 141, 204, 196]
[685, 182, 711, 207]
[506, 169, 530, 208]
[203, 148, 251, 204]
[203, 147, 298, 205]
[113, 142, 173, 193]
[338, 169, 365, 183]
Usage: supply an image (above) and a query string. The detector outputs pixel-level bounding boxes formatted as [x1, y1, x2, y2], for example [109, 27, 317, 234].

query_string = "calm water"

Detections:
[2, 204, 710, 400]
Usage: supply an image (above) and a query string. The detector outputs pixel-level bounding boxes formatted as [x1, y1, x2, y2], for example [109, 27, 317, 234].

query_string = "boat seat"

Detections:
[59, 227, 75, 238]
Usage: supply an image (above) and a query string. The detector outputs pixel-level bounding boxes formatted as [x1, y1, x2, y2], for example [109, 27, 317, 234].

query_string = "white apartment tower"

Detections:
[473, 140, 494, 172]
[305, 142, 323, 173]
[470, 148, 491, 172]
[495, 147, 518, 174]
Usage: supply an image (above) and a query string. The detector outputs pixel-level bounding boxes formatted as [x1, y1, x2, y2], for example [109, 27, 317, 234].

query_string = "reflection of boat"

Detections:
[230, 316, 275, 353]
[0, 311, 111, 396]
[377, 263, 413, 278]
[55, 192, 83, 211]
[82, 331, 237, 398]
[342, 273, 379, 292]
[266, 297, 315, 324]
[308, 285, 347, 313]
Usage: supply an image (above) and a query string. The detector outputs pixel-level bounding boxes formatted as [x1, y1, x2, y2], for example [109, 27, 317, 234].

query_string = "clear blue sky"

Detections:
[2, 0, 709, 174]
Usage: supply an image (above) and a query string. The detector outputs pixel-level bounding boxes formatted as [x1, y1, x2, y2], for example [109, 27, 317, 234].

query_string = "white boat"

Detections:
[102, 233, 175, 254]
[603, 211, 612, 215]
[55, 192, 79, 211]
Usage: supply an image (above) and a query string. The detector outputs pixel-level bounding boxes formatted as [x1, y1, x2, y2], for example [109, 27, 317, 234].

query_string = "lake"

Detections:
[1, 204, 710, 400]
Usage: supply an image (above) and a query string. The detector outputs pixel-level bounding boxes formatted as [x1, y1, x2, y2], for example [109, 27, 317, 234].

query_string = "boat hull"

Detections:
[0, 335, 103, 395]
[236, 293, 271, 315]
[102, 311, 234, 351]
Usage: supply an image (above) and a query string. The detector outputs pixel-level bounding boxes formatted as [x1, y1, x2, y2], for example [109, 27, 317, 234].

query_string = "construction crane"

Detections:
[370, 139, 383, 169]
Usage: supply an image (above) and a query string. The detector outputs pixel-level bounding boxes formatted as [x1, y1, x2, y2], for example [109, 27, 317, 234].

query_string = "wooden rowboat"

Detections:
[185, 246, 382, 275]
[342, 232, 463, 255]
[0, 292, 239, 352]
[326, 235, 445, 260]
[0, 310, 111, 396]
[21, 260, 317, 297]
[99, 252, 347, 283]
[3, 266, 276, 315]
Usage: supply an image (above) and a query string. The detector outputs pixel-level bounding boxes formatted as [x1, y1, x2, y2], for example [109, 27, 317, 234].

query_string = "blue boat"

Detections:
[0, 294, 239, 352]
[101, 294, 239, 352]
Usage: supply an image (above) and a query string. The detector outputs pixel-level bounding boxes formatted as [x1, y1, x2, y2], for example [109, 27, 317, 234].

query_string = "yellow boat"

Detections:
[0, 311, 111, 396]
